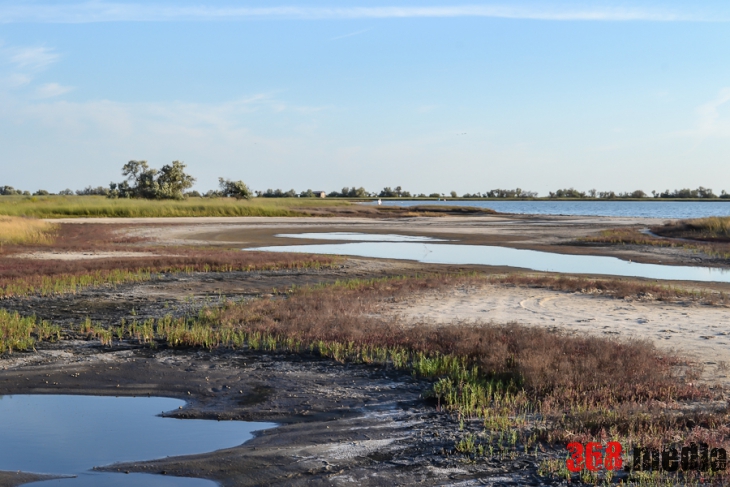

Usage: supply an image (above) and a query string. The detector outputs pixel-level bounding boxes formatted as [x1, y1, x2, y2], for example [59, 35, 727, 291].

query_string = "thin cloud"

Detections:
[4, 46, 60, 69]
[35, 82, 74, 98]
[687, 88, 730, 138]
[330, 29, 372, 41]
[0, 3, 722, 24]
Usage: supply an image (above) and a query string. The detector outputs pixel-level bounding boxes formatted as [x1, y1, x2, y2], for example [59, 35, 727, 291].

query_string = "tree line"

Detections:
[2, 161, 729, 200]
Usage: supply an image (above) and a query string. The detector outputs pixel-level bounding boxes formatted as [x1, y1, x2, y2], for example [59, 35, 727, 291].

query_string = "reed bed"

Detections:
[0, 195, 349, 219]
[0, 216, 56, 246]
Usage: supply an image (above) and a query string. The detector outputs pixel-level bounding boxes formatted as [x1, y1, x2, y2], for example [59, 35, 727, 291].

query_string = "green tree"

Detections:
[111, 160, 196, 199]
[156, 161, 196, 199]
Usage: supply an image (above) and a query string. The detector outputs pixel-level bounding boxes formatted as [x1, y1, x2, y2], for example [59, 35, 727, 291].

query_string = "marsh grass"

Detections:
[0, 195, 349, 218]
[0, 253, 335, 298]
[580, 227, 730, 260]
[60, 276, 724, 460]
[0, 216, 56, 246]
[493, 273, 730, 306]
[0, 223, 336, 297]
[0, 309, 59, 353]
[655, 217, 730, 242]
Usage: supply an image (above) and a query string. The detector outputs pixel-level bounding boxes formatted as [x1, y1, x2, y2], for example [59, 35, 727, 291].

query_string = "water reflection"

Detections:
[250, 242, 730, 283]
[0, 395, 274, 486]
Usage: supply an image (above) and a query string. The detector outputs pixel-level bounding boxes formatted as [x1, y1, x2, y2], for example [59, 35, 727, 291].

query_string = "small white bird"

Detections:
[377, 199, 382, 205]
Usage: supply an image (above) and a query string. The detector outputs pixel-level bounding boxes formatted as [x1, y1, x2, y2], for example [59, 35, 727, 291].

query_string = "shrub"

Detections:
[218, 178, 252, 199]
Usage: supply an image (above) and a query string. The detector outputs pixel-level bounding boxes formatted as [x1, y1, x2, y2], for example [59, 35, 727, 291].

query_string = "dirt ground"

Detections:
[2, 215, 729, 486]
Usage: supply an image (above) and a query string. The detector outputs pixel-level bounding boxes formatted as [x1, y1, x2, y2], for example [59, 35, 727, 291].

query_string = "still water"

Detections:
[370, 200, 730, 219]
[251, 239, 730, 283]
[0, 395, 274, 487]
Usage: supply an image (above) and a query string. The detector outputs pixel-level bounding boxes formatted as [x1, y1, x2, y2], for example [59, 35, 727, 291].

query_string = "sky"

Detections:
[1, 1, 730, 195]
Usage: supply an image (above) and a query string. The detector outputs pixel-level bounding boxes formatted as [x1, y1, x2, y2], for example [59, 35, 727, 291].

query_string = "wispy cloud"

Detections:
[687, 88, 730, 138]
[0, 3, 722, 24]
[330, 28, 372, 41]
[35, 82, 73, 98]
[2, 45, 59, 70]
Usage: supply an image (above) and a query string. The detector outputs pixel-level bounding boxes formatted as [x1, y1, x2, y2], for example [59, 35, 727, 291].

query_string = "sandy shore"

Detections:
[390, 283, 730, 385]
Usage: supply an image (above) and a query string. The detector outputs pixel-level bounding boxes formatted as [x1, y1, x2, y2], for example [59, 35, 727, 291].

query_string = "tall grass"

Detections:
[0, 195, 350, 219]
[0, 216, 56, 245]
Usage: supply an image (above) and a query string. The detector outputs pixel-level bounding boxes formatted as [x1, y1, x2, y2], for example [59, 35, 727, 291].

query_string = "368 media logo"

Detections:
[566, 442, 727, 473]
[566, 442, 623, 472]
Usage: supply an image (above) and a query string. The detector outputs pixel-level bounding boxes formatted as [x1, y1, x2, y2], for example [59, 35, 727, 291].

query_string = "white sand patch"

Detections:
[389, 284, 730, 385]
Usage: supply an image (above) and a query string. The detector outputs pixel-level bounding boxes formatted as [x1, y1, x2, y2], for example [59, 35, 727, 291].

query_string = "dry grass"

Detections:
[580, 227, 730, 260]
[654, 216, 730, 241]
[493, 273, 730, 306]
[0, 216, 56, 246]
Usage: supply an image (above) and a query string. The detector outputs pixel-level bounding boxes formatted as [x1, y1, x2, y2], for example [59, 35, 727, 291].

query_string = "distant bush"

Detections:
[33, 190, 50, 196]
[0, 186, 25, 196]
[486, 188, 537, 198]
[58, 189, 74, 196]
[218, 178, 252, 199]
[257, 188, 297, 198]
[549, 188, 585, 198]
[657, 187, 716, 199]
[429, 193, 441, 198]
[379, 186, 410, 197]
[76, 186, 110, 196]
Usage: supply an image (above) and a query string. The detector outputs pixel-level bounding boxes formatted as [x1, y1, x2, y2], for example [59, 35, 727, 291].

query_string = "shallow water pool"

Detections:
[0, 395, 274, 486]
[250, 240, 730, 283]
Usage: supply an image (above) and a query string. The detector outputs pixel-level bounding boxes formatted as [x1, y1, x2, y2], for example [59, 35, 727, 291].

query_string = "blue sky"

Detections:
[1, 1, 730, 195]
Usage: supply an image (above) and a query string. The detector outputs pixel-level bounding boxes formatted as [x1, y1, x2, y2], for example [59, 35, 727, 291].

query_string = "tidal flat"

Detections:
[1, 214, 730, 486]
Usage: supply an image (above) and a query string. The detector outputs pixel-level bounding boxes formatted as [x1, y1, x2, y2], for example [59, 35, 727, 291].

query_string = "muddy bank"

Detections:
[0, 472, 61, 487]
[0, 344, 554, 486]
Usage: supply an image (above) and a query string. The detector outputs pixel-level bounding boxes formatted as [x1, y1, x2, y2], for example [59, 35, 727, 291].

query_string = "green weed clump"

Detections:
[0, 309, 59, 353]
